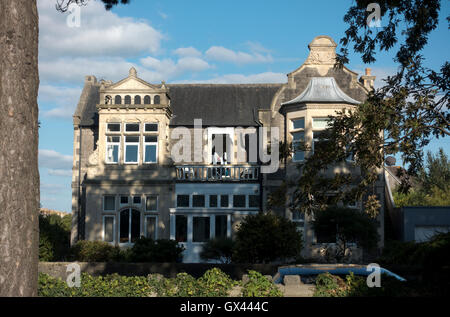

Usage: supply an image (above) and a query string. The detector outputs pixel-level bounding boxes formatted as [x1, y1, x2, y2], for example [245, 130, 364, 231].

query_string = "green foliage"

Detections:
[313, 272, 415, 297]
[38, 273, 154, 297]
[312, 206, 379, 262]
[128, 237, 185, 262]
[38, 268, 282, 297]
[70, 240, 124, 262]
[198, 268, 239, 297]
[393, 148, 450, 207]
[233, 213, 303, 264]
[241, 271, 282, 297]
[39, 214, 72, 261]
[200, 237, 234, 264]
[379, 232, 450, 269]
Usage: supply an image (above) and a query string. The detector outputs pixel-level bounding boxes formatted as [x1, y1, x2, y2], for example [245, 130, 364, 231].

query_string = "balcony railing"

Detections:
[176, 165, 260, 181]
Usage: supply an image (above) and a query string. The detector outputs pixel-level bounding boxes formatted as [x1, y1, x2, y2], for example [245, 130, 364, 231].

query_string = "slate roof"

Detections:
[73, 82, 283, 126]
[281, 77, 361, 106]
[166, 84, 283, 126]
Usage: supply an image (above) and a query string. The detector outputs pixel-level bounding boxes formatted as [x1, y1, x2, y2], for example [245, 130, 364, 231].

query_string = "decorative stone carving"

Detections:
[304, 35, 337, 65]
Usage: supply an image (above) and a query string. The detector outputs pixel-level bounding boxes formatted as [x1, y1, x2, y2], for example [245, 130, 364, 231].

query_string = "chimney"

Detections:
[359, 68, 375, 90]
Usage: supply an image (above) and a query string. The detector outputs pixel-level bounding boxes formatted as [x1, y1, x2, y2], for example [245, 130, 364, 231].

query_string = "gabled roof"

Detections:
[281, 77, 361, 106]
[104, 67, 162, 91]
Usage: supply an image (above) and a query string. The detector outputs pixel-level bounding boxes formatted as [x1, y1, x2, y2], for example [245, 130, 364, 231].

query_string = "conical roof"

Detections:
[281, 77, 361, 105]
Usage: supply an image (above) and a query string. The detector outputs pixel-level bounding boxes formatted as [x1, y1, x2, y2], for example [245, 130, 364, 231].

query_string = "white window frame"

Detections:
[143, 135, 158, 164]
[105, 135, 120, 164]
[144, 122, 159, 133]
[103, 195, 116, 211]
[124, 135, 140, 164]
[124, 122, 140, 133]
[119, 195, 129, 206]
[106, 123, 121, 134]
[291, 117, 305, 162]
[118, 208, 141, 246]
[102, 215, 116, 244]
[144, 215, 158, 240]
[145, 195, 159, 212]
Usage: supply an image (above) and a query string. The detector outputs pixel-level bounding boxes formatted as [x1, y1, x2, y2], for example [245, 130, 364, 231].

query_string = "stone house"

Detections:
[71, 35, 385, 262]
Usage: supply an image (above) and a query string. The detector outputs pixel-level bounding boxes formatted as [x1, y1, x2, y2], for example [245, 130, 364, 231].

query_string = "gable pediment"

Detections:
[108, 77, 158, 91]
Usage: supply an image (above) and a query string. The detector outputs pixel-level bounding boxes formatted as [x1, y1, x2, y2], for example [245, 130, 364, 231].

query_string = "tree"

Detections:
[0, 0, 129, 297]
[200, 237, 235, 264]
[233, 213, 303, 264]
[273, 0, 448, 218]
[312, 206, 379, 262]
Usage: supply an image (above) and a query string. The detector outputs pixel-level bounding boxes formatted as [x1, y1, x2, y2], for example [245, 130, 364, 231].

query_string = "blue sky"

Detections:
[37, 0, 450, 212]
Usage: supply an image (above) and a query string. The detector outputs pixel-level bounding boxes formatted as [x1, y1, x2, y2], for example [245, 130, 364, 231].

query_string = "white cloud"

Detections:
[180, 72, 286, 84]
[48, 169, 73, 177]
[38, 0, 164, 59]
[173, 47, 202, 57]
[39, 149, 73, 170]
[140, 56, 212, 80]
[39, 85, 82, 119]
[205, 46, 273, 64]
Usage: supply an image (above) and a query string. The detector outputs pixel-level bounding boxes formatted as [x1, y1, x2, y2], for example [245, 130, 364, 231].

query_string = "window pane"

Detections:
[209, 195, 218, 208]
[104, 196, 115, 211]
[145, 145, 157, 163]
[220, 195, 229, 208]
[215, 215, 227, 238]
[193, 217, 210, 242]
[120, 196, 129, 205]
[133, 196, 141, 205]
[177, 195, 189, 207]
[107, 123, 120, 132]
[104, 217, 114, 243]
[145, 123, 158, 132]
[233, 195, 246, 208]
[125, 145, 138, 163]
[292, 131, 304, 141]
[249, 195, 259, 208]
[292, 211, 305, 221]
[293, 148, 305, 161]
[131, 209, 140, 243]
[145, 135, 158, 142]
[146, 196, 157, 211]
[176, 215, 187, 242]
[312, 118, 329, 129]
[193, 195, 205, 207]
[125, 123, 140, 132]
[106, 144, 119, 163]
[125, 136, 139, 143]
[292, 118, 305, 130]
[146, 217, 156, 240]
[120, 209, 130, 243]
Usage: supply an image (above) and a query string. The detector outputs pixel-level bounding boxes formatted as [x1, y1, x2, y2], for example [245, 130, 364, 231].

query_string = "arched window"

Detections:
[144, 95, 151, 105]
[114, 95, 122, 105]
[154, 95, 160, 104]
[124, 95, 131, 105]
[119, 208, 141, 244]
[105, 95, 112, 104]
[134, 95, 141, 105]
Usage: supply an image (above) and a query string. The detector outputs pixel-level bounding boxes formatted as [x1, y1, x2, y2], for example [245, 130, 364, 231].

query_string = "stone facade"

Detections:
[71, 35, 385, 263]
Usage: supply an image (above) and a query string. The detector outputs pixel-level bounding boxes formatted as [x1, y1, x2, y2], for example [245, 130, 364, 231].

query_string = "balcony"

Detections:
[175, 165, 260, 182]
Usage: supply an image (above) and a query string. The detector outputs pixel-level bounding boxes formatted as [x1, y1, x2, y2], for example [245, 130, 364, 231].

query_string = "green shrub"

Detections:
[234, 213, 302, 263]
[129, 237, 185, 262]
[200, 238, 234, 264]
[70, 240, 123, 262]
[241, 270, 282, 297]
[198, 268, 238, 297]
[38, 273, 155, 297]
[313, 272, 349, 297]
[39, 214, 72, 261]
